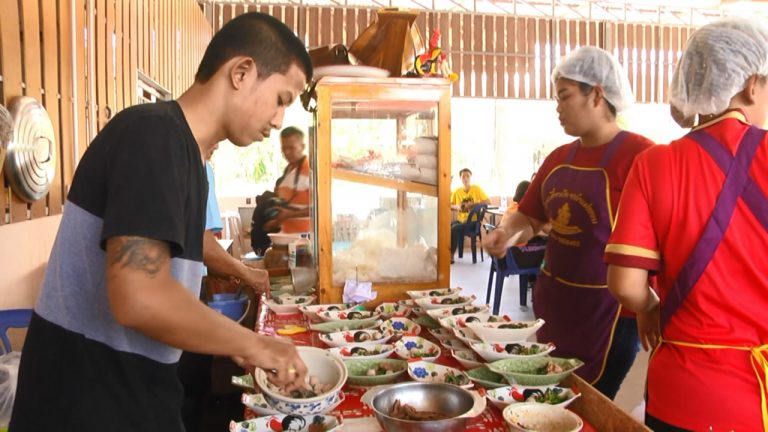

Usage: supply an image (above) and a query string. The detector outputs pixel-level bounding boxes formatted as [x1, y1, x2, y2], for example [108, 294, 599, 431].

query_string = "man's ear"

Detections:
[228, 57, 257, 90]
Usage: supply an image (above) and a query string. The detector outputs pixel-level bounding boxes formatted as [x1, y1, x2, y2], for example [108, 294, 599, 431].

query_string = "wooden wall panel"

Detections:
[0, 0, 211, 225]
[58, 0, 75, 202]
[42, 0, 63, 214]
[21, 0, 46, 218]
[3, 0, 25, 223]
[207, 5, 697, 105]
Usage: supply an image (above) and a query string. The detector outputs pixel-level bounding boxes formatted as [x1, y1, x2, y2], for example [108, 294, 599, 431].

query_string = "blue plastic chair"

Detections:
[0, 309, 33, 354]
[486, 246, 542, 315]
[457, 204, 488, 264]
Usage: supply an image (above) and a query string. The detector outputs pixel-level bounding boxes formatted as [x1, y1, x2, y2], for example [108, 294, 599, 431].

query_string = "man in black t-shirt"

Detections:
[10, 13, 312, 432]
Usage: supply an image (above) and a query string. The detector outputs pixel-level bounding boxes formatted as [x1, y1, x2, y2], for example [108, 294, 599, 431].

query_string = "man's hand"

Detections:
[484, 228, 511, 257]
[636, 302, 661, 351]
[240, 335, 309, 391]
[239, 266, 271, 295]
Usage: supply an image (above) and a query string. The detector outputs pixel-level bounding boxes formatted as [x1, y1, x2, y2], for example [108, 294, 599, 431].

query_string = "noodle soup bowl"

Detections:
[361, 382, 486, 432]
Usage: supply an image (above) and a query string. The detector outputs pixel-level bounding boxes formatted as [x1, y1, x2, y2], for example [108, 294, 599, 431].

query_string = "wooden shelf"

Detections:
[332, 168, 438, 196]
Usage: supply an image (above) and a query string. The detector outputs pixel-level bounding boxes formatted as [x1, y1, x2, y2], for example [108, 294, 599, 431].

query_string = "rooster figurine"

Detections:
[413, 30, 458, 81]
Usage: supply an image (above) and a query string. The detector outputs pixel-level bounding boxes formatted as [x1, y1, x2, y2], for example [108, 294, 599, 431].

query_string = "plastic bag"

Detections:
[0, 352, 21, 427]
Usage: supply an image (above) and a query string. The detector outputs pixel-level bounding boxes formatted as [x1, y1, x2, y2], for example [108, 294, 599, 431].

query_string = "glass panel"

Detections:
[330, 101, 438, 185]
[328, 99, 439, 286]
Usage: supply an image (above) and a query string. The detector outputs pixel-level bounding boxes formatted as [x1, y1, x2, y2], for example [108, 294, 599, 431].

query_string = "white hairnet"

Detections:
[552, 46, 634, 113]
[670, 17, 768, 119]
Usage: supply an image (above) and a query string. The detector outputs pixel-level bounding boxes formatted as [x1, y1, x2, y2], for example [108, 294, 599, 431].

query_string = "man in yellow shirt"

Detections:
[450, 168, 490, 263]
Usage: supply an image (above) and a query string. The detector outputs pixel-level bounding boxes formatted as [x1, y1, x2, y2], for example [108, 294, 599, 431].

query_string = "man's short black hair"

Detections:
[195, 12, 312, 84]
[459, 168, 472, 177]
[280, 126, 304, 140]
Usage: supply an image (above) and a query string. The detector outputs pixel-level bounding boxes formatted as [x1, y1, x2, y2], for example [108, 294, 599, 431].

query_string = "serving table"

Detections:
[240, 299, 617, 431]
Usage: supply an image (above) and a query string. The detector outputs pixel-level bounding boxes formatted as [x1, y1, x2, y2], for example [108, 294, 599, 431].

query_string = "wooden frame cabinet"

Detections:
[310, 77, 452, 305]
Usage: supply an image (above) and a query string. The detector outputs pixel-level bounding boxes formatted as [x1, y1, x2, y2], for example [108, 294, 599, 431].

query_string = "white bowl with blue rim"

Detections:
[394, 336, 441, 362]
[254, 347, 348, 415]
[408, 360, 473, 389]
[229, 414, 343, 432]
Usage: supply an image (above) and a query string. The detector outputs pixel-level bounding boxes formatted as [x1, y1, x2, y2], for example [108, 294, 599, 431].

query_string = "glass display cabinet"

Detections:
[310, 77, 452, 305]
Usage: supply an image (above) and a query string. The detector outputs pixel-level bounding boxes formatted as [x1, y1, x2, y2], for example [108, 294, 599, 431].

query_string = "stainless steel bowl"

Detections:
[365, 382, 478, 432]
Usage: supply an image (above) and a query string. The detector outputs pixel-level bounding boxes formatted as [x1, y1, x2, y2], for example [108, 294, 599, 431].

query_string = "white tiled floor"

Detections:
[450, 254, 647, 421]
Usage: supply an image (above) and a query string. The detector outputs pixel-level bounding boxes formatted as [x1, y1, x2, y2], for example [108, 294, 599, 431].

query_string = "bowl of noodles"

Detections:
[361, 382, 486, 432]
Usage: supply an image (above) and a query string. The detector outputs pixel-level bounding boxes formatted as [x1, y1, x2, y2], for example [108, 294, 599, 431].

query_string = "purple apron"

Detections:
[661, 126, 767, 329]
[533, 132, 627, 383]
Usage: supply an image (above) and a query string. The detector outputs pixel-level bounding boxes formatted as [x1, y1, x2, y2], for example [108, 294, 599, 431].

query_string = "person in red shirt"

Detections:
[485, 46, 654, 399]
[606, 17, 768, 431]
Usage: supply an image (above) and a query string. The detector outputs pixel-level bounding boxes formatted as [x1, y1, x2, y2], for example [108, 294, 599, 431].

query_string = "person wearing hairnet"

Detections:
[484, 46, 654, 399]
[605, 17, 768, 431]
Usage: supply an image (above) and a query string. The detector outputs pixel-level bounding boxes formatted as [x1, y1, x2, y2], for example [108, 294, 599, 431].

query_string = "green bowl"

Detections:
[309, 318, 382, 333]
[412, 315, 441, 329]
[344, 358, 408, 386]
[488, 356, 584, 386]
[467, 366, 507, 389]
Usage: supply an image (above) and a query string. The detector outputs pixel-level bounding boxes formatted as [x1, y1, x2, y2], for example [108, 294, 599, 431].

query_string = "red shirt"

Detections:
[519, 131, 654, 317]
[605, 112, 768, 431]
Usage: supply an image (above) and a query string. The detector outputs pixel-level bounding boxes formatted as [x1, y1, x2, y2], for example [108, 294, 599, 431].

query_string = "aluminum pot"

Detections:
[361, 382, 486, 432]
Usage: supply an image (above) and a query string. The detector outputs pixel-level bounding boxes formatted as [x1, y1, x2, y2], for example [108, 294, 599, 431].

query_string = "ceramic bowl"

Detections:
[427, 327, 455, 341]
[410, 306, 428, 317]
[374, 302, 412, 318]
[439, 313, 512, 330]
[452, 327, 482, 346]
[344, 358, 408, 386]
[265, 295, 316, 315]
[440, 338, 468, 351]
[486, 385, 581, 410]
[241, 392, 281, 416]
[451, 349, 484, 370]
[397, 298, 419, 308]
[327, 344, 395, 361]
[426, 304, 491, 320]
[380, 317, 422, 337]
[406, 287, 462, 299]
[466, 319, 546, 343]
[487, 356, 585, 386]
[309, 318, 382, 334]
[231, 374, 255, 391]
[412, 315, 441, 330]
[415, 294, 477, 311]
[470, 342, 556, 362]
[408, 360, 473, 388]
[503, 403, 583, 432]
[394, 336, 442, 362]
[254, 347, 348, 415]
[318, 309, 381, 322]
[319, 329, 392, 347]
[229, 414, 343, 432]
[466, 366, 507, 389]
[299, 303, 358, 321]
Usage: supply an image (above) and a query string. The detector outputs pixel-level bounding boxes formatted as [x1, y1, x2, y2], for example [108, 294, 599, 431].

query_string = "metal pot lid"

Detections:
[0, 104, 11, 178]
[4, 96, 56, 203]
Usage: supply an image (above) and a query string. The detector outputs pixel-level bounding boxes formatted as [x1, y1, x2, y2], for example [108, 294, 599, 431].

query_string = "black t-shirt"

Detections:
[10, 101, 206, 432]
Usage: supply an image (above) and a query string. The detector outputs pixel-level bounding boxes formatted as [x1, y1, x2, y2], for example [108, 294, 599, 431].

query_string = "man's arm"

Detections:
[106, 236, 305, 389]
[203, 230, 270, 294]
